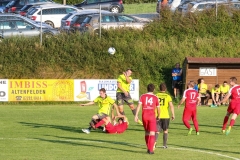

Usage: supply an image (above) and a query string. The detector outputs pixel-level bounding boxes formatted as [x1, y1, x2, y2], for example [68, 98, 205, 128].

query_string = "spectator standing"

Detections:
[172, 63, 182, 99]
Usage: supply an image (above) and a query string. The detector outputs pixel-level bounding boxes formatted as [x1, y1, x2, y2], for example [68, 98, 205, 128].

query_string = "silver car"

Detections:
[80, 13, 150, 34]
[61, 9, 111, 31]
[0, 14, 59, 39]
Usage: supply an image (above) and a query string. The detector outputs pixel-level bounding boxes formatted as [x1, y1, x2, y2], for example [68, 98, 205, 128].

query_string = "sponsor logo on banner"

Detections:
[8, 79, 74, 101]
[0, 79, 8, 101]
[74, 79, 139, 101]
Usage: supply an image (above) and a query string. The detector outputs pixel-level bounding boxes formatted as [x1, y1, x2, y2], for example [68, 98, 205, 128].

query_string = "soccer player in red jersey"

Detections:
[178, 81, 200, 135]
[135, 84, 160, 154]
[218, 77, 240, 135]
[93, 115, 128, 134]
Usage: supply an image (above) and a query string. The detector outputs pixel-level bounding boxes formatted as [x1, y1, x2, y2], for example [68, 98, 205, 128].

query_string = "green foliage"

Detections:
[1, 8, 240, 95]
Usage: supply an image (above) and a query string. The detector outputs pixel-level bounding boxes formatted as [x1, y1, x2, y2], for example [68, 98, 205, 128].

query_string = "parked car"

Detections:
[74, 0, 124, 13]
[26, 4, 80, 28]
[80, 13, 150, 34]
[0, 14, 59, 39]
[17, 2, 58, 16]
[178, 0, 227, 13]
[0, 0, 12, 13]
[61, 9, 111, 32]
[4, 0, 54, 13]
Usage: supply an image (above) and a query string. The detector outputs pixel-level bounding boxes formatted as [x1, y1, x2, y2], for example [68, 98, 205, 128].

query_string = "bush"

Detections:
[1, 8, 240, 95]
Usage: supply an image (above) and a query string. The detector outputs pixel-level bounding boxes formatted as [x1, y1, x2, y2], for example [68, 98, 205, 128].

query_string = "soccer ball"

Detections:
[108, 47, 116, 55]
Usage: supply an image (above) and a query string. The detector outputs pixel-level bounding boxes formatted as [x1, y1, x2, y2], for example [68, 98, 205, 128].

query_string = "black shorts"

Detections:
[96, 113, 108, 120]
[116, 92, 134, 106]
[156, 118, 170, 132]
[172, 80, 181, 89]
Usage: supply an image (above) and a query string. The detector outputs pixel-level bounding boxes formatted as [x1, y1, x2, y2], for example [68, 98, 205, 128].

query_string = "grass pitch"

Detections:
[0, 104, 240, 160]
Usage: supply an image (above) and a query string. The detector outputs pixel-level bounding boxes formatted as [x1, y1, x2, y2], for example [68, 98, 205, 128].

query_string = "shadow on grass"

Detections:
[34, 136, 146, 154]
[169, 143, 240, 155]
[19, 122, 83, 133]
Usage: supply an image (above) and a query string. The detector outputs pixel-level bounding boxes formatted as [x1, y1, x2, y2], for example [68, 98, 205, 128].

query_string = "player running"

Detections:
[135, 84, 160, 154]
[155, 83, 175, 149]
[116, 68, 143, 125]
[218, 77, 240, 135]
[178, 81, 200, 135]
[81, 88, 120, 134]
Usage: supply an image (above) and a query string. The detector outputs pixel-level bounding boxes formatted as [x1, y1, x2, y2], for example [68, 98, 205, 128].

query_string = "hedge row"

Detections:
[1, 8, 240, 95]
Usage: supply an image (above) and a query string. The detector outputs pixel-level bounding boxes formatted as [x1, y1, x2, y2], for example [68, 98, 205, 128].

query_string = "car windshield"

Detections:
[1, 1, 10, 6]
[82, 16, 91, 23]
[6, 1, 14, 7]
[62, 13, 73, 20]
[28, 8, 38, 15]
[20, 5, 32, 11]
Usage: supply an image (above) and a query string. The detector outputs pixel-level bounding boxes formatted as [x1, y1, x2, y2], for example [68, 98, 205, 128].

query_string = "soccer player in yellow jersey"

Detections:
[211, 84, 220, 107]
[116, 68, 142, 124]
[154, 83, 175, 149]
[81, 88, 120, 134]
[220, 81, 230, 105]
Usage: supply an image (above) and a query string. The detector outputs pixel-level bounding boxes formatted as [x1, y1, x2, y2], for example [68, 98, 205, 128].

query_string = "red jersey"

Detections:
[139, 93, 160, 118]
[183, 88, 199, 110]
[228, 85, 240, 103]
[116, 122, 128, 133]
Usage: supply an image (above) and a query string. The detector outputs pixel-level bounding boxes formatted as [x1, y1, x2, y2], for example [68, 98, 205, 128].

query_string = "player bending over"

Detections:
[178, 81, 200, 135]
[81, 88, 120, 134]
[155, 83, 175, 149]
[135, 84, 160, 154]
[218, 77, 240, 135]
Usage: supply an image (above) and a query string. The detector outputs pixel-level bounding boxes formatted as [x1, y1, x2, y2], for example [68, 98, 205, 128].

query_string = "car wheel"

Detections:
[110, 6, 120, 13]
[45, 21, 54, 28]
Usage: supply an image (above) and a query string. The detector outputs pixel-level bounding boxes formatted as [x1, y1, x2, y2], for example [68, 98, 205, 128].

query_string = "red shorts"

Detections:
[142, 117, 156, 132]
[227, 102, 240, 115]
[183, 109, 197, 120]
[105, 123, 117, 134]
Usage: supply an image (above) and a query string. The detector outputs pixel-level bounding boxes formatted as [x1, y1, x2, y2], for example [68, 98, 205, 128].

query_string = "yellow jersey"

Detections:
[198, 83, 208, 94]
[220, 84, 230, 94]
[155, 92, 172, 119]
[94, 95, 115, 115]
[117, 74, 132, 93]
[211, 87, 220, 94]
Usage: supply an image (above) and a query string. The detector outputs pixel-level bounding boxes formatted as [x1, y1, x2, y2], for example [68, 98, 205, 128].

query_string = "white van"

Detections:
[27, 4, 81, 28]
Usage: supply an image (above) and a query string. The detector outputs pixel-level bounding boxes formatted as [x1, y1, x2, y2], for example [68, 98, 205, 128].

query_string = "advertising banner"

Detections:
[0, 79, 139, 102]
[8, 79, 74, 101]
[74, 79, 139, 101]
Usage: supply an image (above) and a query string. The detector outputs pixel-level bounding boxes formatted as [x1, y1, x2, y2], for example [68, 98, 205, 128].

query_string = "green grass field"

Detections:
[124, 3, 156, 14]
[0, 104, 240, 160]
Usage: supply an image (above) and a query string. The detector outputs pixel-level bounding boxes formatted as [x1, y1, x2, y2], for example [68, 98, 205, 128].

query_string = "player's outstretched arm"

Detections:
[178, 98, 186, 109]
[218, 93, 231, 105]
[80, 101, 95, 106]
[169, 101, 175, 120]
[134, 103, 141, 122]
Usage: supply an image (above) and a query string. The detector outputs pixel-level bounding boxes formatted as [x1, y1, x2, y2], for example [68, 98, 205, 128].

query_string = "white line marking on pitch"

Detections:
[0, 137, 239, 160]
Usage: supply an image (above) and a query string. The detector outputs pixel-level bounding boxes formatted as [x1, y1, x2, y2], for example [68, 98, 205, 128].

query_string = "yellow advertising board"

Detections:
[8, 79, 74, 101]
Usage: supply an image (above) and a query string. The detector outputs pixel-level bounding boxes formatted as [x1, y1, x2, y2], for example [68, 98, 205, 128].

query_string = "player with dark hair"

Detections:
[218, 77, 240, 135]
[155, 83, 175, 149]
[81, 88, 120, 134]
[178, 81, 200, 135]
[116, 68, 142, 125]
[220, 81, 230, 105]
[135, 84, 160, 154]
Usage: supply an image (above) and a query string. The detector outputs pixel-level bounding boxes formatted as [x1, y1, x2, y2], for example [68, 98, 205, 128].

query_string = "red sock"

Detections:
[145, 135, 149, 147]
[230, 119, 235, 127]
[148, 135, 155, 152]
[95, 119, 105, 128]
[222, 116, 229, 130]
